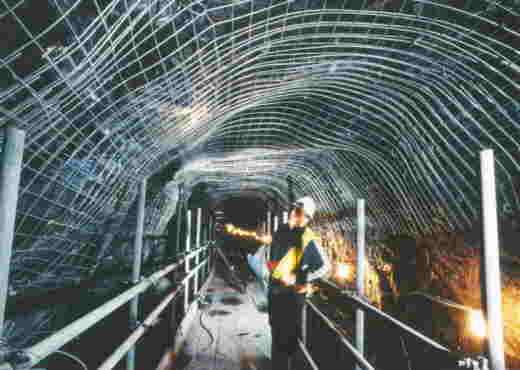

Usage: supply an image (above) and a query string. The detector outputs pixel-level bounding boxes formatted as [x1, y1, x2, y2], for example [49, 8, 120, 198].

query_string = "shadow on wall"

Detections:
[386, 222, 520, 369]
[316, 229, 397, 310]
[313, 218, 520, 369]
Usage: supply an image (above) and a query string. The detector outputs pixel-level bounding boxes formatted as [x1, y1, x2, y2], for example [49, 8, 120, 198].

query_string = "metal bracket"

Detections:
[143, 318, 161, 329]
[130, 318, 161, 331]
[130, 320, 142, 330]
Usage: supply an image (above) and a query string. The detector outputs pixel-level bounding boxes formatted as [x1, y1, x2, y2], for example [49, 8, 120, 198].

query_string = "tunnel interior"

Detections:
[1, 0, 520, 368]
[220, 196, 268, 229]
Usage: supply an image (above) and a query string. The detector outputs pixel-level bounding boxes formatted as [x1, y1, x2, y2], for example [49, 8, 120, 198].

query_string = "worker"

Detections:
[267, 196, 331, 369]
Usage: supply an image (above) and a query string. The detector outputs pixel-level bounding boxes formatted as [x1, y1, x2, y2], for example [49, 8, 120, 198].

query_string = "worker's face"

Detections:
[289, 208, 309, 229]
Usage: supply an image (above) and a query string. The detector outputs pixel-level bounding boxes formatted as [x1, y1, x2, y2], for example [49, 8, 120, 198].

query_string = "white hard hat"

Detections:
[294, 196, 316, 219]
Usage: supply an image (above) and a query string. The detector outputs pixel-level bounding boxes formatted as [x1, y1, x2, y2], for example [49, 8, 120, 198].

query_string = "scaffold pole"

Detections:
[480, 149, 506, 370]
[356, 199, 366, 370]
[0, 126, 25, 335]
[126, 178, 146, 370]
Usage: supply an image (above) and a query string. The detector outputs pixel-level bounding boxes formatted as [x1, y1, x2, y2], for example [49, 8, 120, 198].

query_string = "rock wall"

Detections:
[315, 223, 520, 368]
[388, 228, 520, 369]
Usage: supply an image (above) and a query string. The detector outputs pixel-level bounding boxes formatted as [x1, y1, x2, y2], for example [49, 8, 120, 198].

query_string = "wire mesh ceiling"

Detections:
[1, 0, 520, 292]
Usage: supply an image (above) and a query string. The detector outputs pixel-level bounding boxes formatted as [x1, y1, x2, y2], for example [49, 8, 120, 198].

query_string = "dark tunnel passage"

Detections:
[1, 0, 520, 369]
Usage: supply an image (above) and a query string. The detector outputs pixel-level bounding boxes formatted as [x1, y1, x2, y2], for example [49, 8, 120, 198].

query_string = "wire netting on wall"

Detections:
[1, 0, 519, 294]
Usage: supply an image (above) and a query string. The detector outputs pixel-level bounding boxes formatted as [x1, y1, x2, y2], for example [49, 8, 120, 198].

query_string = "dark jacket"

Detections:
[268, 223, 330, 285]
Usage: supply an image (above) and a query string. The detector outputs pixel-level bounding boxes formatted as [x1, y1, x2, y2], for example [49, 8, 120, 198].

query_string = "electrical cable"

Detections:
[245, 283, 260, 309]
[399, 335, 413, 370]
[53, 350, 88, 370]
[197, 306, 215, 357]
[200, 248, 259, 367]
[216, 246, 262, 309]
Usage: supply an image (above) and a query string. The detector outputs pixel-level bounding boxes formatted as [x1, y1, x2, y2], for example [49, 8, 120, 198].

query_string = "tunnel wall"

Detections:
[312, 216, 520, 368]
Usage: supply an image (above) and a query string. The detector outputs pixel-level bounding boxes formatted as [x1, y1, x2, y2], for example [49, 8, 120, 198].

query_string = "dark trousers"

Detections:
[268, 284, 305, 370]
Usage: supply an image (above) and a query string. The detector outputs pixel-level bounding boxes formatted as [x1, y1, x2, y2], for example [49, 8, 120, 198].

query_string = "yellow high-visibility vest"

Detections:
[271, 227, 316, 282]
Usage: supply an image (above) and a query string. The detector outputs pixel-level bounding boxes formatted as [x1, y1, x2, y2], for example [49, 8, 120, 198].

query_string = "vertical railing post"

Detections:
[302, 300, 308, 346]
[175, 185, 183, 262]
[283, 211, 288, 225]
[210, 214, 215, 267]
[202, 210, 206, 245]
[0, 126, 25, 335]
[126, 178, 146, 370]
[169, 292, 178, 349]
[206, 214, 210, 279]
[267, 215, 279, 263]
[480, 149, 506, 370]
[267, 210, 271, 236]
[195, 208, 202, 295]
[206, 213, 210, 275]
[184, 209, 192, 314]
[356, 199, 366, 370]
[209, 215, 213, 241]
[201, 210, 206, 280]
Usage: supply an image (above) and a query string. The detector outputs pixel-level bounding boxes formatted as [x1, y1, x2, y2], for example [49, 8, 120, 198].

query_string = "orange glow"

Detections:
[225, 223, 271, 244]
[469, 310, 486, 338]
[336, 263, 353, 280]
[225, 224, 234, 233]
[281, 273, 296, 286]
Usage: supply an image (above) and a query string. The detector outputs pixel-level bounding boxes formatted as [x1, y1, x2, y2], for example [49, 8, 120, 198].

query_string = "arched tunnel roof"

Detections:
[1, 0, 520, 291]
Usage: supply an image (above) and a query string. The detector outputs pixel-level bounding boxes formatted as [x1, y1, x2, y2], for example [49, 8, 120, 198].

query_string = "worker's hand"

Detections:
[281, 273, 296, 286]
[294, 284, 316, 295]
[293, 284, 307, 294]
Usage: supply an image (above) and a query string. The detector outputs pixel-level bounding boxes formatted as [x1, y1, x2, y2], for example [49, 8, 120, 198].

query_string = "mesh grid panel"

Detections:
[1, 0, 519, 293]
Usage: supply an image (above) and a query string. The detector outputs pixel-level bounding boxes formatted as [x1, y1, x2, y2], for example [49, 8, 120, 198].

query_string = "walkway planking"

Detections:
[177, 261, 272, 370]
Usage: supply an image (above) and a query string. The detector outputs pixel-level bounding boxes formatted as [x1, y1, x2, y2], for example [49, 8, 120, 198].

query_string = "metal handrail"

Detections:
[306, 300, 376, 370]
[404, 291, 475, 313]
[296, 278, 464, 370]
[320, 279, 451, 353]
[98, 258, 209, 370]
[298, 338, 319, 370]
[0, 243, 212, 370]
[217, 243, 372, 370]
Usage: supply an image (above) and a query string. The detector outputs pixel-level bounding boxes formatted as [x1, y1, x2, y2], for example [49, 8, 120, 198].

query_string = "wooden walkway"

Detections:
[157, 252, 273, 370]
[180, 275, 271, 370]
